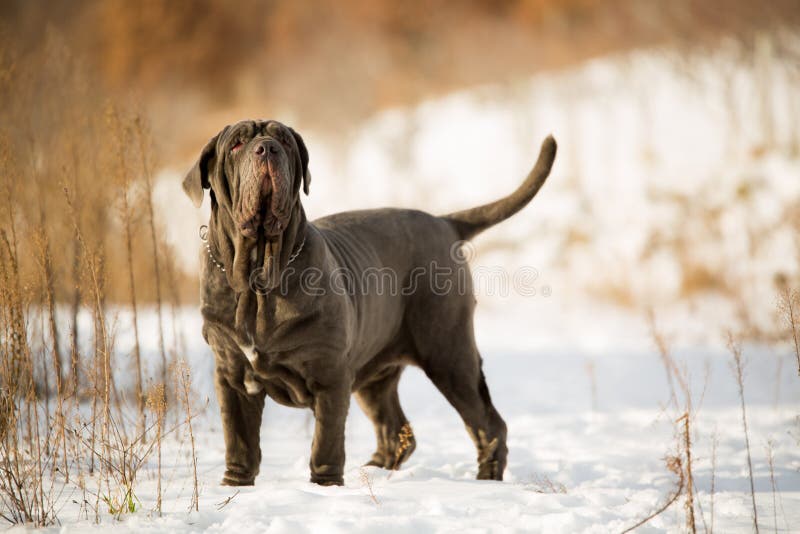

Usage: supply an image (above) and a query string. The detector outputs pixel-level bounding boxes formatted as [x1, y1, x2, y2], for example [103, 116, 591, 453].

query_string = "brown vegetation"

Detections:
[0, 233, 201, 525]
[0, 27, 195, 308]
[727, 332, 760, 533]
[359, 468, 380, 505]
[174, 360, 200, 513]
[0, 50, 199, 521]
[528, 473, 568, 494]
[777, 281, 800, 376]
[622, 455, 685, 533]
[146, 384, 167, 517]
[628, 314, 711, 532]
[3, 1, 800, 162]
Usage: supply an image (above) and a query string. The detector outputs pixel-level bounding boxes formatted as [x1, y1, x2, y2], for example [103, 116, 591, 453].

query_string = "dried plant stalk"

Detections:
[175, 360, 199, 512]
[648, 313, 703, 532]
[777, 286, 800, 376]
[648, 310, 680, 410]
[147, 384, 167, 517]
[0, 227, 58, 526]
[622, 455, 685, 533]
[727, 332, 759, 534]
[68, 147, 83, 397]
[135, 115, 170, 400]
[109, 108, 147, 441]
[677, 413, 696, 533]
[34, 222, 63, 395]
[359, 468, 380, 505]
[765, 440, 783, 533]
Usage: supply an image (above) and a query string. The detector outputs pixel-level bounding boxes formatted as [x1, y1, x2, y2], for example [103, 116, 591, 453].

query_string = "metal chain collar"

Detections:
[199, 225, 306, 274]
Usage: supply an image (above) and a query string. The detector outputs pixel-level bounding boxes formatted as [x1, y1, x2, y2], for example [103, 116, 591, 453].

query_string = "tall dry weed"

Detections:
[146, 384, 167, 517]
[0, 29, 197, 526]
[727, 332, 759, 533]
[174, 359, 200, 512]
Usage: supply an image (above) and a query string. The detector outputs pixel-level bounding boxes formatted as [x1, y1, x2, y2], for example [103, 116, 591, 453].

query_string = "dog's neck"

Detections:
[267, 203, 308, 286]
[229, 203, 309, 344]
[207, 198, 306, 282]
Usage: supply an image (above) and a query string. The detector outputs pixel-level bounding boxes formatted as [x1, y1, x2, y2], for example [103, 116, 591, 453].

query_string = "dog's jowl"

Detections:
[183, 119, 557, 486]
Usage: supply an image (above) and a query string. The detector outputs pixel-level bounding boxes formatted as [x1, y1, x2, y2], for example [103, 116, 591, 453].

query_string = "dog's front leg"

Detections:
[215, 365, 266, 486]
[309, 384, 350, 486]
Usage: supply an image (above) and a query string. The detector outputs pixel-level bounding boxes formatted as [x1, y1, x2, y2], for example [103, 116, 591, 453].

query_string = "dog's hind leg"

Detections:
[355, 365, 416, 470]
[425, 352, 508, 480]
[411, 306, 508, 480]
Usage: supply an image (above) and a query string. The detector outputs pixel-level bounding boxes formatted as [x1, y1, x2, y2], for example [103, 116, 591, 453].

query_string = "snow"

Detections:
[12, 307, 800, 533]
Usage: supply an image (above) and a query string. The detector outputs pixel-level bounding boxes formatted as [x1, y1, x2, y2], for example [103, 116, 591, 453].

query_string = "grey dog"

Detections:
[183, 119, 556, 486]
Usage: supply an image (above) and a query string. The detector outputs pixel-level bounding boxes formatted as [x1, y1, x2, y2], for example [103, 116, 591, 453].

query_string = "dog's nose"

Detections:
[254, 140, 279, 157]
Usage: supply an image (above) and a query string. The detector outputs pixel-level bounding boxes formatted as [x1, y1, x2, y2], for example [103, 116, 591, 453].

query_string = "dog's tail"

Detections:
[442, 135, 557, 241]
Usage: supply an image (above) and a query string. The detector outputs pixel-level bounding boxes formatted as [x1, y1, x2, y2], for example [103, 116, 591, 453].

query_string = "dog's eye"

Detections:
[230, 141, 243, 153]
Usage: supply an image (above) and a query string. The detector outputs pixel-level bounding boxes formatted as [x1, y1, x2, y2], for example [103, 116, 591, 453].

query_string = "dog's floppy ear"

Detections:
[182, 131, 222, 208]
[289, 127, 311, 195]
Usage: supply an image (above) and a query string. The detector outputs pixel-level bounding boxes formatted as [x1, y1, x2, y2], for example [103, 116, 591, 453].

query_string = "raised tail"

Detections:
[442, 135, 557, 240]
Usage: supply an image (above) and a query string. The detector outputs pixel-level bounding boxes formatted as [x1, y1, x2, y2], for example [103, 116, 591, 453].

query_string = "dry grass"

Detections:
[215, 490, 240, 511]
[108, 105, 147, 441]
[679, 262, 732, 300]
[5, 0, 799, 146]
[146, 384, 167, 517]
[0, 272, 200, 526]
[587, 278, 637, 309]
[636, 313, 708, 533]
[0, 36, 199, 526]
[622, 455, 685, 533]
[0, 227, 59, 526]
[766, 440, 778, 533]
[0, 30, 195, 308]
[777, 283, 800, 376]
[648, 311, 680, 411]
[174, 360, 200, 513]
[677, 412, 697, 533]
[359, 468, 380, 505]
[135, 115, 171, 400]
[527, 473, 568, 494]
[727, 332, 760, 533]
[0, 14, 213, 523]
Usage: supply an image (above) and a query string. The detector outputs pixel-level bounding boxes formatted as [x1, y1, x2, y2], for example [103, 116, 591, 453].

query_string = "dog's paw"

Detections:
[476, 460, 502, 481]
[221, 471, 256, 486]
[309, 473, 344, 486]
[365, 423, 417, 470]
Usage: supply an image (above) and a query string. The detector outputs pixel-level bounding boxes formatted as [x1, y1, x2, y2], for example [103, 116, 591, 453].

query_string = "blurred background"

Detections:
[2, 0, 800, 351]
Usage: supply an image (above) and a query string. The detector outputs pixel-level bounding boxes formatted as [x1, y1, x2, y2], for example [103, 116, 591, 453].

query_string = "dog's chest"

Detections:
[236, 341, 259, 366]
[236, 340, 313, 408]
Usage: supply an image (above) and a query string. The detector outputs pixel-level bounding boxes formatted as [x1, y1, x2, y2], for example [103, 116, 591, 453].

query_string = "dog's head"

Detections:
[183, 119, 310, 292]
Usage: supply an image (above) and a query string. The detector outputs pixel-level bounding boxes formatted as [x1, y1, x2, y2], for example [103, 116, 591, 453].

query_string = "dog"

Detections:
[183, 119, 556, 486]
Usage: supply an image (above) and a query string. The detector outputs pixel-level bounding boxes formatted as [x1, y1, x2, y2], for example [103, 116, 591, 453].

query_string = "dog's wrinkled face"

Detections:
[183, 119, 310, 237]
[223, 120, 307, 238]
[183, 119, 310, 292]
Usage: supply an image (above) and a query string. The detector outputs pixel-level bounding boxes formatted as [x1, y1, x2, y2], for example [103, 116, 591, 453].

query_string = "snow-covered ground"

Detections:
[13, 307, 799, 533]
